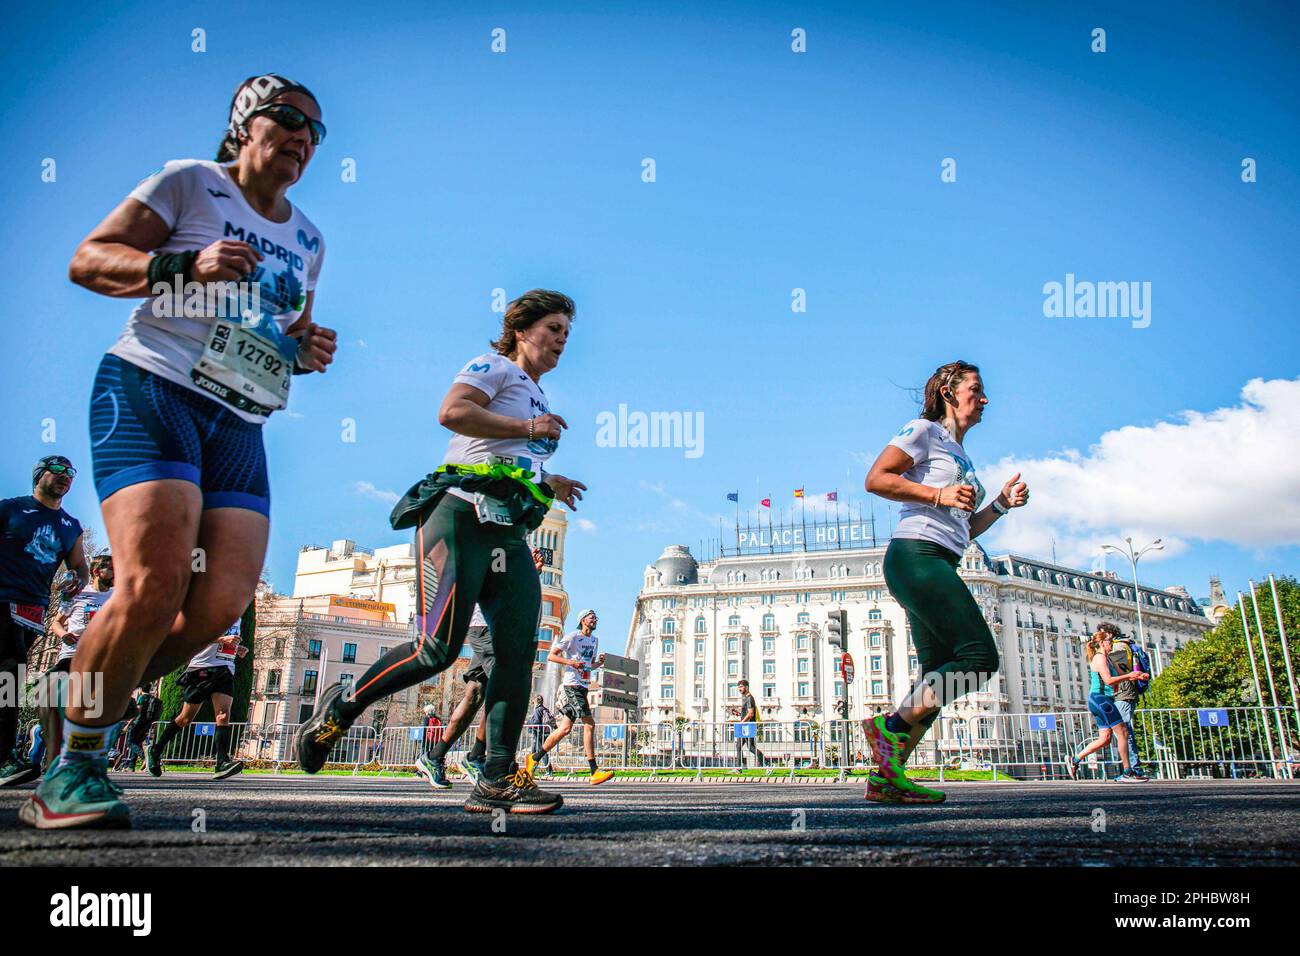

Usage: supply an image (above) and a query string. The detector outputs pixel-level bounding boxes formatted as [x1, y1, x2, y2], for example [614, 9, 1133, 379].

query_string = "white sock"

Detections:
[57, 718, 118, 767]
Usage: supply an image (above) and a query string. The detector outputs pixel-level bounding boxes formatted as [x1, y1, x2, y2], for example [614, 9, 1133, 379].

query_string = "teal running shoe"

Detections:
[416, 752, 452, 789]
[461, 753, 486, 785]
[18, 759, 130, 830]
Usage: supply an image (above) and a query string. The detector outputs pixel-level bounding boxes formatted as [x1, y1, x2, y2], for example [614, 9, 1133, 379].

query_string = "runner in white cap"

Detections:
[527, 609, 614, 785]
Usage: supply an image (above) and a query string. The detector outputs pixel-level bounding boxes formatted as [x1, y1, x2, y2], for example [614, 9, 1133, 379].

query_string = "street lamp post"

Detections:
[1101, 537, 1163, 672]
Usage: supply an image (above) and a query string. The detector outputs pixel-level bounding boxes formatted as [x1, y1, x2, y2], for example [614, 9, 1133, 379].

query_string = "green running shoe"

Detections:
[865, 770, 945, 804]
[18, 759, 130, 830]
[863, 715, 909, 782]
[863, 715, 946, 801]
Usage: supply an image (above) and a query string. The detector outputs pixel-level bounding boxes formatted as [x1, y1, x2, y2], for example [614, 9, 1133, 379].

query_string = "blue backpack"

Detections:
[1129, 643, 1153, 696]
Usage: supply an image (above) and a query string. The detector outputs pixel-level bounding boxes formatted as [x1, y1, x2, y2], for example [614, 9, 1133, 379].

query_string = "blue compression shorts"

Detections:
[89, 354, 270, 515]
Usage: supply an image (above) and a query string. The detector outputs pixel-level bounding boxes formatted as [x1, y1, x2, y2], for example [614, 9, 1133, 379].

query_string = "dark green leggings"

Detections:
[883, 537, 999, 728]
[339, 495, 540, 780]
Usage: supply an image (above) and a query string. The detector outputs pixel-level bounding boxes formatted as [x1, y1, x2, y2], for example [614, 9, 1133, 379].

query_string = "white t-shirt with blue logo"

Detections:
[888, 419, 986, 556]
[443, 352, 556, 476]
[555, 629, 600, 690]
[109, 159, 326, 423]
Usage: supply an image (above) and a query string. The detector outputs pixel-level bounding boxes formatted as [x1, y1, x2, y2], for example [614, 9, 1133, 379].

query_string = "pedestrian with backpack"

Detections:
[1066, 626, 1150, 782]
[1105, 624, 1151, 781]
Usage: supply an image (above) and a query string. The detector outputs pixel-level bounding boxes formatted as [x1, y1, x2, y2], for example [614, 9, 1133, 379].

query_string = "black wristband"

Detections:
[146, 250, 198, 289]
[292, 357, 312, 376]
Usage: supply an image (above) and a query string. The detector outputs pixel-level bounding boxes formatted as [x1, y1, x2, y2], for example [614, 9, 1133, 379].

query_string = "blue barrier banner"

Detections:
[734, 722, 757, 738]
[194, 723, 215, 737]
[409, 727, 423, 741]
[1029, 715, 1056, 731]
[603, 726, 626, 740]
[1198, 709, 1230, 728]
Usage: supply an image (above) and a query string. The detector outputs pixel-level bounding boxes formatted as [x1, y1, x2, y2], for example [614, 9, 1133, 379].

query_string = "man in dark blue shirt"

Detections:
[0, 456, 88, 787]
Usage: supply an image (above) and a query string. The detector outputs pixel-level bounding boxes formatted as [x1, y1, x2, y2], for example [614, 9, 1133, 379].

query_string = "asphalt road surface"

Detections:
[1, 774, 1297, 866]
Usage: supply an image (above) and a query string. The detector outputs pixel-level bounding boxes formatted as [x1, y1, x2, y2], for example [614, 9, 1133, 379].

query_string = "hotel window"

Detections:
[266, 669, 281, 693]
[661, 619, 675, 635]
[869, 609, 882, 621]
[660, 685, 675, 700]
[694, 684, 705, 699]
[762, 613, 775, 631]
[342, 643, 357, 663]
[797, 659, 809, 674]
[796, 611, 809, 624]
[695, 639, 705, 656]
[339, 673, 354, 690]
[761, 593, 775, 605]
[662, 639, 674, 655]
[833, 655, 843, 671]
[695, 616, 707, 634]
[662, 662, 675, 678]
[695, 662, 705, 677]
[728, 614, 740, 626]
[908, 656, 918, 671]
[871, 656, 882, 672]
[762, 637, 775, 654]
[727, 637, 738, 654]
[871, 680, 883, 696]
[798, 682, 810, 697]
[763, 660, 776, 676]
[763, 684, 776, 699]
[870, 632, 882, 648]
[727, 660, 738, 676]
[302, 669, 318, 695]
[834, 681, 844, 697]
[307, 639, 322, 657]
[797, 635, 808, 650]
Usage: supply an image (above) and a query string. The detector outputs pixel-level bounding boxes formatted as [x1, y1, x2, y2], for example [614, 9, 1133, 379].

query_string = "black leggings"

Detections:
[338, 495, 541, 779]
[883, 538, 1000, 728]
[0, 617, 34, 759]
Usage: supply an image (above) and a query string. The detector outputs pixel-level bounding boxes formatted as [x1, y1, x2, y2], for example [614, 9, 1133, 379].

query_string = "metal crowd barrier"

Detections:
[114, 707, 1298, 780]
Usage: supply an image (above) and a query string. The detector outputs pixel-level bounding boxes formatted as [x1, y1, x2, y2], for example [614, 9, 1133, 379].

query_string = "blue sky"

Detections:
[4, 1, 1298, 649]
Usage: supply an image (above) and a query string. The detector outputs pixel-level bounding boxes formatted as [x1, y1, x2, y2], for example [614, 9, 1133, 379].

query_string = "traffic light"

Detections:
[826, 609, 849, 651]
[834, 699, 849, 719]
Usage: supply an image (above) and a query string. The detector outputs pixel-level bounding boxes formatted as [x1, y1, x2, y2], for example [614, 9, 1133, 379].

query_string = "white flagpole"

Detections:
[1238, 592, 1277, 769]
[1250, 580, 1291, 772]
[1268, 574, 1300, 752]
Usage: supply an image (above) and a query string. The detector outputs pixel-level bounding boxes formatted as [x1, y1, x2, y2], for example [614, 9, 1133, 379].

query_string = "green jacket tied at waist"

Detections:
[389, 464, 554, 532]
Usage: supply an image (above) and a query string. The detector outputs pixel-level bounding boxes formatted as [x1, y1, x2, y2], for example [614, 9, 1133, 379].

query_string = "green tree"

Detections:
[1146, 576, 1299, 712]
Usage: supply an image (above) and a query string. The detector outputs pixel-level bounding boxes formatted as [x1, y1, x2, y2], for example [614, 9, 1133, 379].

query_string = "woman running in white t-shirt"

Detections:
[23, 75, 337, 831]
[863, 360, 1030, 804]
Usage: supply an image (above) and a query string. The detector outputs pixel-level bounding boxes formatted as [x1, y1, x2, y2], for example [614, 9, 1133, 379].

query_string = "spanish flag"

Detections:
[794, 488, 804, 499]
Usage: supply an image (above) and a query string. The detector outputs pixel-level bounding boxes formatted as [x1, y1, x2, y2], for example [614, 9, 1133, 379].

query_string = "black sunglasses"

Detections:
[250, 104, 326, 146]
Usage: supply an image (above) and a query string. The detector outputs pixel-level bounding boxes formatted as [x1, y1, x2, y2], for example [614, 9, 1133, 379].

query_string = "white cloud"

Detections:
[355, 481, 399, 506]
[980, 377, 1300, 566]
[575, 518, 597, 532]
